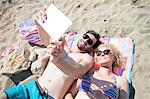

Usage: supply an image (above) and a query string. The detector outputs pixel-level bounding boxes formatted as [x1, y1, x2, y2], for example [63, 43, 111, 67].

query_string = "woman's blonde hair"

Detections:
[94, 44, 125, 68]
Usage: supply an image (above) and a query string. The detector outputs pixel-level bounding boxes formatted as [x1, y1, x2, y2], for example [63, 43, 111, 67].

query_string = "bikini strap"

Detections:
[112, 74, 117, 85]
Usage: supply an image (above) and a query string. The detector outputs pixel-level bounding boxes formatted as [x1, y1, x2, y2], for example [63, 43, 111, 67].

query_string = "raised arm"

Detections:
[56, 53, 93, 78]
[34, 5, 53, 46]
[47, 39, 94, 79]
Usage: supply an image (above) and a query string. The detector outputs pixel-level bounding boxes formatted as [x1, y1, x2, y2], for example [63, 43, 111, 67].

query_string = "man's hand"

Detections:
[34, 5, 48, 23]
[33, 5, 52, 46]
[47, 38, 66, 64]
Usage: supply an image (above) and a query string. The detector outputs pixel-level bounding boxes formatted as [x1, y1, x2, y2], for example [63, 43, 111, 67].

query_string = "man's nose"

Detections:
[83, 39, 88, 45]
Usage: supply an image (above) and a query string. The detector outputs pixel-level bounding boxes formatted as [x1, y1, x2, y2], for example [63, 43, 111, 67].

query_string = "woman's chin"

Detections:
[99, 62, 106, 66]
[99, 60, 108, 64]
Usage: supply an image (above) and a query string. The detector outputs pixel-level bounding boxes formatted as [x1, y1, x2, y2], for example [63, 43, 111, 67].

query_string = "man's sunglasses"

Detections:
[83, 34, 93, 45]
[95, 49, 111, 56]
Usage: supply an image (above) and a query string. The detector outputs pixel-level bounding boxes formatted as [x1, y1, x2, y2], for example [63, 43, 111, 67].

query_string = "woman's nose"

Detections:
[100, 52, 105, 56]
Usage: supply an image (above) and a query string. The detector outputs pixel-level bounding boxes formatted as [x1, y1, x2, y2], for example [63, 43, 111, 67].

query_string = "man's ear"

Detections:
[90, 46, 94, 51]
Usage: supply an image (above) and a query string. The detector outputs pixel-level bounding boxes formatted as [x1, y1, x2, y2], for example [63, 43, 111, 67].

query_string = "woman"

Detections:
[65, 44, 128, 99]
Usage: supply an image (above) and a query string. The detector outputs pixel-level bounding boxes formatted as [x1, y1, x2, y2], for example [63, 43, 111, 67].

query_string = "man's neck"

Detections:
[72, 45, 81, 53]
[69, 43, 85, 53]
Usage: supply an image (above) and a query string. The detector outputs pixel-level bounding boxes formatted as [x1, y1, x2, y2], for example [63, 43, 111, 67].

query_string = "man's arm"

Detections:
[56, 53, 94, 78]
[48, 40, 94, 79]
[34, 5, 53, 46]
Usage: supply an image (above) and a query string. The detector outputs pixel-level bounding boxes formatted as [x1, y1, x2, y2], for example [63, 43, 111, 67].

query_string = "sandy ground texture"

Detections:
[0, 0, 150, 99]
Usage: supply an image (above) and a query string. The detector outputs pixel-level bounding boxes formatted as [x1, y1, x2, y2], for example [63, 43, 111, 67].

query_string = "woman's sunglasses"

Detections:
[95, 49, 111, 56]
[83, 34, 93, 45]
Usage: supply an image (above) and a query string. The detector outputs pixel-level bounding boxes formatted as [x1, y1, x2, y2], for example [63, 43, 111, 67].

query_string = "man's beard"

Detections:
[77, 41, 89, 52]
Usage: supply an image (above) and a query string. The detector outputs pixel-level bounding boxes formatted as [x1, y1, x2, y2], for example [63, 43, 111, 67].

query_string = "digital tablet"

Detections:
[37, 4, 73, 43]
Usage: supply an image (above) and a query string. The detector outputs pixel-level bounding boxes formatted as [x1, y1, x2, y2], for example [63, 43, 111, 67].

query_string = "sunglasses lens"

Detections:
[87, 39, 93, 45]
[83, 34, 93, 45]
[96, 51, 102, 56]
[96, 50, 110, 56]
[83, 34, 88, 39]
[104, 50, 110, 55]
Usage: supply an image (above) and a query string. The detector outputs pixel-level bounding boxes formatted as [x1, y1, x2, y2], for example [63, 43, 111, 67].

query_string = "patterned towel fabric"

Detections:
[109, 38, 134, 84]
[18, 19, 43, 45]
[101, 36, 134, 83]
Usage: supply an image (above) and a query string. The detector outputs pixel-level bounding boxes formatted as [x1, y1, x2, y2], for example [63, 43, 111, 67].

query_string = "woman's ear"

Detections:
[113, 57, 117, 62]
[89, 50, 94, 56]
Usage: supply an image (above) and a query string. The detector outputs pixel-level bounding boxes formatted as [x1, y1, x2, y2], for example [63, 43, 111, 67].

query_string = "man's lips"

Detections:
[81, 40, 87, 46]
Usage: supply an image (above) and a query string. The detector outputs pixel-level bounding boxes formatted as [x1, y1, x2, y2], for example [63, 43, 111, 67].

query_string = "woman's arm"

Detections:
[118, 77, 129, 99]
[64, 79, 82, 99]
[65, 93, 74, 99]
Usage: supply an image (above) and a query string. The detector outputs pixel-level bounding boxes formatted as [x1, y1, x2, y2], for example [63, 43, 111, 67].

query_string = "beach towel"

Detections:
[18, 19, 43, 46]
[108, 37, 135, 84]
[102, 37, 135, 99]
[100, 36, 134, 82]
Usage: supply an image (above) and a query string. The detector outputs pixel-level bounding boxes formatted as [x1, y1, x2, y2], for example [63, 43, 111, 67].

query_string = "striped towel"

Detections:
[108, 37, 135, 83]
[18, 19, 43, 45]
[100, 36, 134, 83]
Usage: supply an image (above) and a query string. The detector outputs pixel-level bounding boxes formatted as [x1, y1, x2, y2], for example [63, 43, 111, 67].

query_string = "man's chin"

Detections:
[78, 45, 86, 51]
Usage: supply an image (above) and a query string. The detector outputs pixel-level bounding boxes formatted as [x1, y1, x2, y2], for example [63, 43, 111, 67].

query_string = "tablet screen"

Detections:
[38, 4, 73, 41]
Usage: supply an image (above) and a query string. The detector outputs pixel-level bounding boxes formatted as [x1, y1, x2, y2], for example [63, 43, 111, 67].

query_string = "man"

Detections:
[0, 6, 101, 99]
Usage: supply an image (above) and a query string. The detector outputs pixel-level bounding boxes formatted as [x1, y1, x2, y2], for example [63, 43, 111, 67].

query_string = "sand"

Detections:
[0, 0, 150, 98]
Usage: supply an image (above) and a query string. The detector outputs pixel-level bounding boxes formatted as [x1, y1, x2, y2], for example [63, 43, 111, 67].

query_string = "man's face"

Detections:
[77, 33, 97, 52]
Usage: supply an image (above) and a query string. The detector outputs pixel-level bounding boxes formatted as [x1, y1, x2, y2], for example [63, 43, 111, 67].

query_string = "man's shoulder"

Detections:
[68, 53, 93, 62]
[69, 52, 93, 58]
[65, 32, 78, 40]
[69, 53, 94, 64]
[82, 53, 93, 59]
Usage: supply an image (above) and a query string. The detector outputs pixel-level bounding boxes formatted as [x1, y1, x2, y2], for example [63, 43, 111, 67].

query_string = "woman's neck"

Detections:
[93, 66, 113, 78]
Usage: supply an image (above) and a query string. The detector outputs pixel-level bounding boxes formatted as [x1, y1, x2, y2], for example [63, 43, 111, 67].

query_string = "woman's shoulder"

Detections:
[115, 75, 128, 88]
[115, 74, 128, 82]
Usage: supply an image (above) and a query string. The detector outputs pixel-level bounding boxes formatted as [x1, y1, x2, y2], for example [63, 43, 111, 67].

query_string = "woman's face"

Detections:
[95, 47, 115, 65]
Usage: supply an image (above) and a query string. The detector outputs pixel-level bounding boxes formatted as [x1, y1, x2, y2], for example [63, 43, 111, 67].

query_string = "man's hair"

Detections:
[86, 30, 101, 49]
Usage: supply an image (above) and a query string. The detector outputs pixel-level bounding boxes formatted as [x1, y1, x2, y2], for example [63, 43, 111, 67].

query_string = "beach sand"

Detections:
[0, 0, 150, 98]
